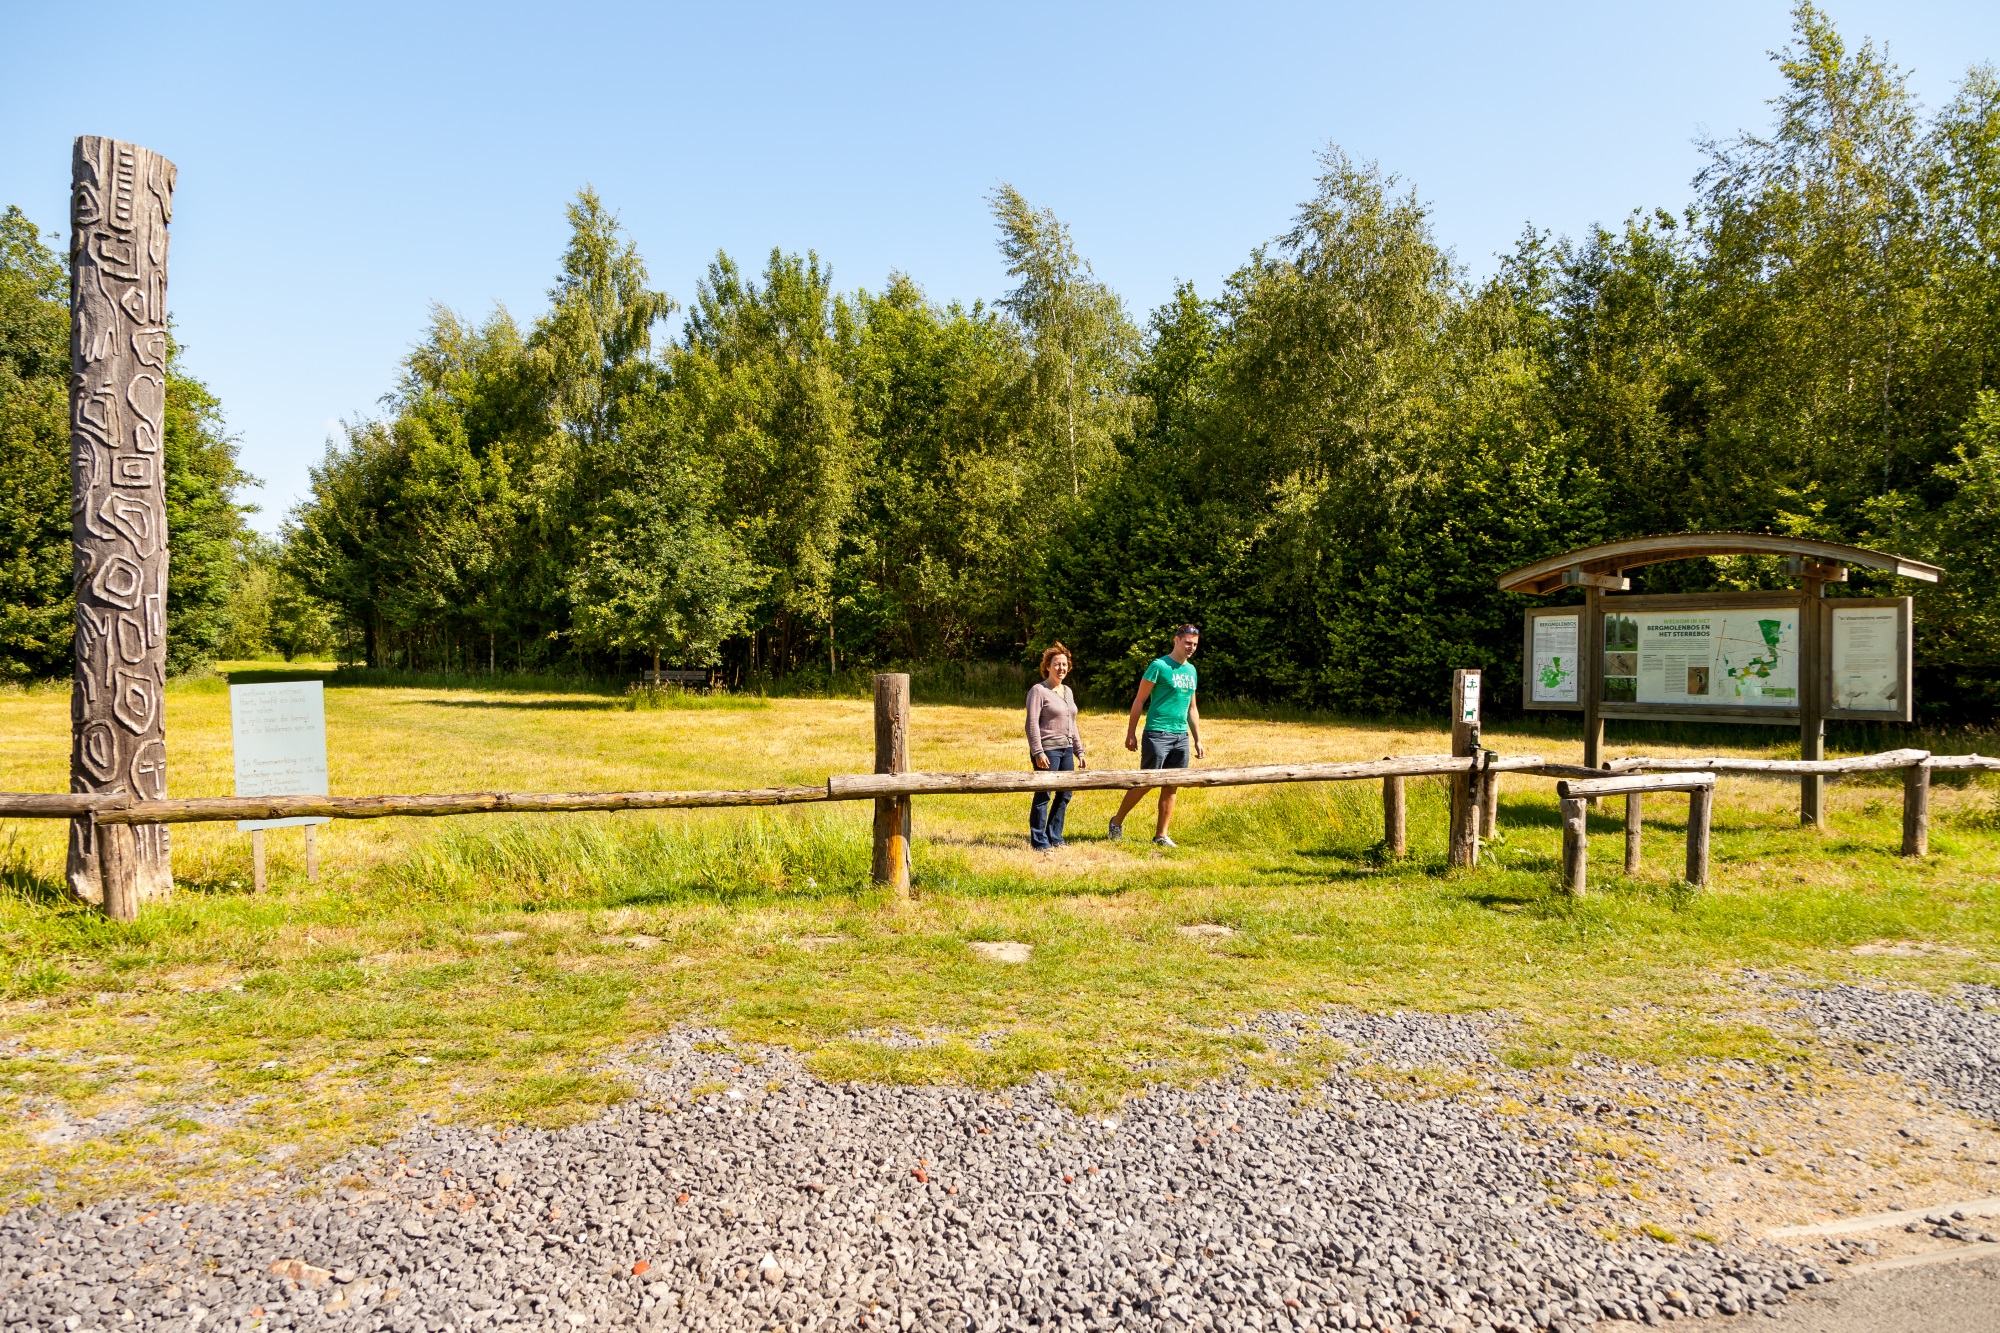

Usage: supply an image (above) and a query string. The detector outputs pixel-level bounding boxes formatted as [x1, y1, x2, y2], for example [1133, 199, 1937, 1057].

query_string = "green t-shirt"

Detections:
[1141, 656, 1198, 733]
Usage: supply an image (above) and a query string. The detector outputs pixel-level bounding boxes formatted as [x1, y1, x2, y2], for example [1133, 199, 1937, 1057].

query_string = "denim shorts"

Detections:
[1140, 730, 1191, 770]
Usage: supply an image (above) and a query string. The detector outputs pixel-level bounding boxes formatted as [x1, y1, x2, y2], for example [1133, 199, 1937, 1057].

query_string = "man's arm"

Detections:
[1124, 679, 1155, 751]
[1188, 695, 1204, 760]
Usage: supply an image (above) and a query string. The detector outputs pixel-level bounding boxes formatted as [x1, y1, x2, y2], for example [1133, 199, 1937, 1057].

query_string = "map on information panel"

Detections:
[1601, 609, 1799, 707]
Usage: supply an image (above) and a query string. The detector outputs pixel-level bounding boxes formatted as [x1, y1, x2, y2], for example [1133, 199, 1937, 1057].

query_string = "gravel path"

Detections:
[1787, 983, 2000, 1124]
[0, 1019, 1831, 1333]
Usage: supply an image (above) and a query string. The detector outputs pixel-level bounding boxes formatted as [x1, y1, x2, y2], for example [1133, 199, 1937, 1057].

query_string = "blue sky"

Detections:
[5, 2, 1997, 534]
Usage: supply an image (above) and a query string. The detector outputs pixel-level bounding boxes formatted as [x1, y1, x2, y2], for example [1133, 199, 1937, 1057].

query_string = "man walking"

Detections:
[1109, 625, 1205, 847]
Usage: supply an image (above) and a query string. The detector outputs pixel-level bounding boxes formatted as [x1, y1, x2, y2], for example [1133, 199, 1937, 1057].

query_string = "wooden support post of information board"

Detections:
[871, 673, 912, 896]
[1448, 670, 1481, 868]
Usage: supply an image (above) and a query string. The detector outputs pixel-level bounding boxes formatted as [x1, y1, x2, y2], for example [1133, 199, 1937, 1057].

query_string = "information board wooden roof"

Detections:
[1495, 532, 1943, 595]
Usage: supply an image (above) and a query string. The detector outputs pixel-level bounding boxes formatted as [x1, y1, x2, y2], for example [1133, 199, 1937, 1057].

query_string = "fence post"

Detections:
[1901, 759, 1931, 858]
[1382, 763, 1406, 859]
[96, 821, 138, 923]
[305, 825, 319, 882]
[871, 673, 912, 896]
[1624, 791, 1643, 874]
[1448, 670, 1481, 868]
[1685, 785, 1713, 887]
[1560, 797, 1588, 895]
[1479, 766, 1499, 841]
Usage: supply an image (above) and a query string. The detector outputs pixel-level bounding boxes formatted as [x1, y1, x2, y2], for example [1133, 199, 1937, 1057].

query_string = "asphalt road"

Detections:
[1760, 1251, 2000, 1332]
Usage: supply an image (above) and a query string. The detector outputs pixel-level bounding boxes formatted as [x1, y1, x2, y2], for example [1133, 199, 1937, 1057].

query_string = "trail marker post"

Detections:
[871, 673, 911, 896]
[1448, 670, 1481, 868]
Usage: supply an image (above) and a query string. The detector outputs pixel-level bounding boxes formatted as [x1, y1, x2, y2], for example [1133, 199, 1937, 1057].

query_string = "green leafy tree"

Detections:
[677, 250, 862, 671]
[0, 206, 72, 679]
[0, 205, 249, 678]
[565, 387, 760, 672]
[989, 185, 1138, 501]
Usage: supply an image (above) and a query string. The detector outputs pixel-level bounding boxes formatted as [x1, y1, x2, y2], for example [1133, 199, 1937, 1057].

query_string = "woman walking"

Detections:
[1025, 643, 1086, 851]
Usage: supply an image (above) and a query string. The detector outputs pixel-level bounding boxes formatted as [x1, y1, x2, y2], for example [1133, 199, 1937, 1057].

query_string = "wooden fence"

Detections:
[0, 673, 1993, 920]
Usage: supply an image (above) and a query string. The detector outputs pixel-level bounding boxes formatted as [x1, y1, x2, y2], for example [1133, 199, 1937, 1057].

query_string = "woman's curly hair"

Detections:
[1038, 642, 1072, 677]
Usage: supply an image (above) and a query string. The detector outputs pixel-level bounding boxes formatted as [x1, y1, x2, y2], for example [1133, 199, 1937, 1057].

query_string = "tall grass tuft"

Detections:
[751, 661, 1033, 707]
[621, 684, 769, 712]
[387, 809, 873, 908]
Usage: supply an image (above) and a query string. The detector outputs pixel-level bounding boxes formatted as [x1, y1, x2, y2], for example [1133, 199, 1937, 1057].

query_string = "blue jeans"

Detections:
[1030, 748, 1074, 849]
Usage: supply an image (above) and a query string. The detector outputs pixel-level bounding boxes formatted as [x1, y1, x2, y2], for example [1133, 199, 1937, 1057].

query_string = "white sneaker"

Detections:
[1107, 820, 1123, 841]
[1153, 835, 1178, 849]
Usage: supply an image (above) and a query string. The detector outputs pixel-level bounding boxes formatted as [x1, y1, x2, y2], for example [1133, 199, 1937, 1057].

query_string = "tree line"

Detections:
[3, 7, 1998, 718]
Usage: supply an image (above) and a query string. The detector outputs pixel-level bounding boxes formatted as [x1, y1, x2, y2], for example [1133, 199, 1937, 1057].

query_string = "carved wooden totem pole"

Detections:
[67, 137, 176, 914]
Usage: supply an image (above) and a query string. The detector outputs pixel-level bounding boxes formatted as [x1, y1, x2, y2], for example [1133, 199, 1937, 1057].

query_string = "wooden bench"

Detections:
[1553, 772, 1716, 894]
[639, 669, 718, 692]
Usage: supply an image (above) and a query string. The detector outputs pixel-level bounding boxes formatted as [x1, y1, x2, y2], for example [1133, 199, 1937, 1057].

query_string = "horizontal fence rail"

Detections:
[0, 749, 1984, 828]
[0, 746, 1987, 920]
[1619, 747, 1936, 776]
[0, 787, 832, 826]
[1555, 771, 1717, 800]
[826, 754, 1512, 800]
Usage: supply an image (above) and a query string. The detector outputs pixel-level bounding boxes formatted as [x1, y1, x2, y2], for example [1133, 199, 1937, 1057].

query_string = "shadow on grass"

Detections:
[167, 872, 261, 898]
[0, 843, 73, 909]
[1253, 857, 1420, 887]
[412, 698, 622, 712]
[222, 666, 339, 686]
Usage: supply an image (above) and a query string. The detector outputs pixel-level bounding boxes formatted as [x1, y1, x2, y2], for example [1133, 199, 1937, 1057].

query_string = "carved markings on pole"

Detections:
[67, 137, 177, 903]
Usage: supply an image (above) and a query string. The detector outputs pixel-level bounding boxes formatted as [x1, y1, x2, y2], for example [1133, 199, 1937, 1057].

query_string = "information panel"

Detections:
[230, 681, 331, 832]
[1529, 612, 1579, 704]
[1827, 601, 1911, 719]
[1601, 608, 1799, 707]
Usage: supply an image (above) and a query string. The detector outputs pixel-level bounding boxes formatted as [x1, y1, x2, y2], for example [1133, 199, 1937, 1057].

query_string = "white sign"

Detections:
[1602, 608, 1799, 707]
[1830, 605, 1903, 713]
[231, 682, 330, 831]
[1530, 614, 1579, 703]
[1459, 671, 1480, 723]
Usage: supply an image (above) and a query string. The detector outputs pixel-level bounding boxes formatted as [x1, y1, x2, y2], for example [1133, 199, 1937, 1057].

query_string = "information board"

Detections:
[1826, 600, 1912, 720]
[230, 681, 331, 832]
[1527, 612, 1579, 705]
[1601, 608, 1799, 707]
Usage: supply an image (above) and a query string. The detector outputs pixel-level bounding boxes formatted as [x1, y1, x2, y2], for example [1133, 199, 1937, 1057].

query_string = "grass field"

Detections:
[1, 663, 1996, 1207]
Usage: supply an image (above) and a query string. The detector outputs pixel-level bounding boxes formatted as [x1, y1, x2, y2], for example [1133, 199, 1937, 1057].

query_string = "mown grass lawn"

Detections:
[0, 664, 1995, 1206]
